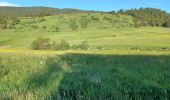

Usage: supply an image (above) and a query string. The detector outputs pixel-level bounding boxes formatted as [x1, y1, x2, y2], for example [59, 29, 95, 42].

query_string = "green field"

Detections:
[0, 53, 170, 99]
[0, 13, 170, 99]
[0, 13, 169, 51]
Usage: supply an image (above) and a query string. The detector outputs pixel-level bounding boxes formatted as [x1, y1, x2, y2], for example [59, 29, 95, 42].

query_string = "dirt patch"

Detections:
[0, 45, 12, 49]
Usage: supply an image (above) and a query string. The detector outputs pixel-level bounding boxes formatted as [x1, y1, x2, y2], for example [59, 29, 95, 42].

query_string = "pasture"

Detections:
[0, 14, 169, 51]
[0, 13, 170, 99]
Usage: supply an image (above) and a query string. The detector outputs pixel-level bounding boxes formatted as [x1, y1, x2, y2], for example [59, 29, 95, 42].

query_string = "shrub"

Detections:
[55, 27, 60, 32]
[80, 16, 89, 28]
[31, 25, 39, 29]
[0, 24, 7, 29]
[96, 46, 103, 50]
[71, 41, 89, 50]
[91, 16, 99, 21]
[112, 35, 116, 37]
[80, 41, 89, 50]
[69, 19, 78, 31]
[54, 39, 70, 50]
[42, 26, 46, 29]
[31, 37, 51, 50]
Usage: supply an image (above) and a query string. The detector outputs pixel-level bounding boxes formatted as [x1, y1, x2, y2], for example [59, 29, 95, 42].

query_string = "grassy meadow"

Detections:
[0, 52, 170, 99]
[0, 13, 170, 51]
[0, 13, 170, 99]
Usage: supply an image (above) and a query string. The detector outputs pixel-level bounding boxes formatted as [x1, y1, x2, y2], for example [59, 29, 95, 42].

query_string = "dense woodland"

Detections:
[114, 8, 170, 27]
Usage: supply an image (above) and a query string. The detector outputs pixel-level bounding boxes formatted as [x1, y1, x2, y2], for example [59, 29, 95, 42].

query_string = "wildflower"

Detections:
[40, 61, 44, 65]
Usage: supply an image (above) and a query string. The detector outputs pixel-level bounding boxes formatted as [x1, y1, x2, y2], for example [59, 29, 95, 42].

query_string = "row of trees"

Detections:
[31, 37, 89, 50]
[112, 8, 170, 27]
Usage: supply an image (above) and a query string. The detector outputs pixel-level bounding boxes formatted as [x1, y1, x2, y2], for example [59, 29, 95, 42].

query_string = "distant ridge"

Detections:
[0, 6, 98, 16]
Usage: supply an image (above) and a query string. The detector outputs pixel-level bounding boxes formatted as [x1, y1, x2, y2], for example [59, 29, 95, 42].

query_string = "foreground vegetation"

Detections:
[0, 52, 170, 99]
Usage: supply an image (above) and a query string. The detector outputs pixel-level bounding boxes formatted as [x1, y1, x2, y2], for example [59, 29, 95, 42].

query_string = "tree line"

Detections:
[110, 8, 170, 27]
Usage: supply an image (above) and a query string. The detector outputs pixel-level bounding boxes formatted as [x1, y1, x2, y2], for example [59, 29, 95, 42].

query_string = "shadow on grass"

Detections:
[26, 53, 170, 99]
[25, 56, 67, 96]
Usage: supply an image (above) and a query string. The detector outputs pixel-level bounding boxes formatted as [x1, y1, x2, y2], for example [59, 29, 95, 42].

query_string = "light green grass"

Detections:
[0, 13, 169, 51]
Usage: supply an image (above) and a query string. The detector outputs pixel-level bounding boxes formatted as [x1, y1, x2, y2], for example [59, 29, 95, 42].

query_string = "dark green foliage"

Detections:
[31, 25, 39, 29]
[115, 8, 169, 27]
[31, 37, 51, 50]
[91, 16, 100, 21]
[55, 27, 60, 32]
[51, 26, 60, 32]
[80, 16, 89, 28]
[0, 16, 20, 29]
[0, 64, 9, 77]
[42, 26, 47, 29]
[164, 15, 170, 27]
[80, 41, 89, 50]
[103, 16, 112, 20]
[117, 9, 125, 14]
[69, 19, 78, 31]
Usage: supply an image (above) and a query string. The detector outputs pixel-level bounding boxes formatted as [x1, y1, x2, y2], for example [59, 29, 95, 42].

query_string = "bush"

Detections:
[54, 40, 89, 50]
[80, 41, 89, 50]
[71, 41, 89, 50]
[69, 19, 78, 31]
[42, 26, 46, 29]
[0, 24, 7, 29]
[55, 27, 60, 32]
[80, 16, 89, 28]
[31, 25, 39, 29]
[54, 39, 70, 50]
[31, 37, 51, 50]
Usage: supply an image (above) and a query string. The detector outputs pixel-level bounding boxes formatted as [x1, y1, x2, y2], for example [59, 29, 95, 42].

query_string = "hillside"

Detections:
[0, 13, 170, 51]
[0, 6, 96, 16]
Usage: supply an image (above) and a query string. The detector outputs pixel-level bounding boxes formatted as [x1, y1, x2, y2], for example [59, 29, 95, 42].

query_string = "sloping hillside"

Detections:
[0, 13, 170, 51]
[0, 6, 96, 16]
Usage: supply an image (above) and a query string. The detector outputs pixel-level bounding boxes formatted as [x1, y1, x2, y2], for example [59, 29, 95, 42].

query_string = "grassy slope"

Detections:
[0, 13, 169, 51]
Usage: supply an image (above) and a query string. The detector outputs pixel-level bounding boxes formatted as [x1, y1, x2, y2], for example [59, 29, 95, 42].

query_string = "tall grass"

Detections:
[0, 53, 170, 99]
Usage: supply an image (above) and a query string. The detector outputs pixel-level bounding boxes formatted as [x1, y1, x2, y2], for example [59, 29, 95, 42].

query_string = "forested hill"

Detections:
[0, 6, 96, 16]
[111, 8, 170, 27]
